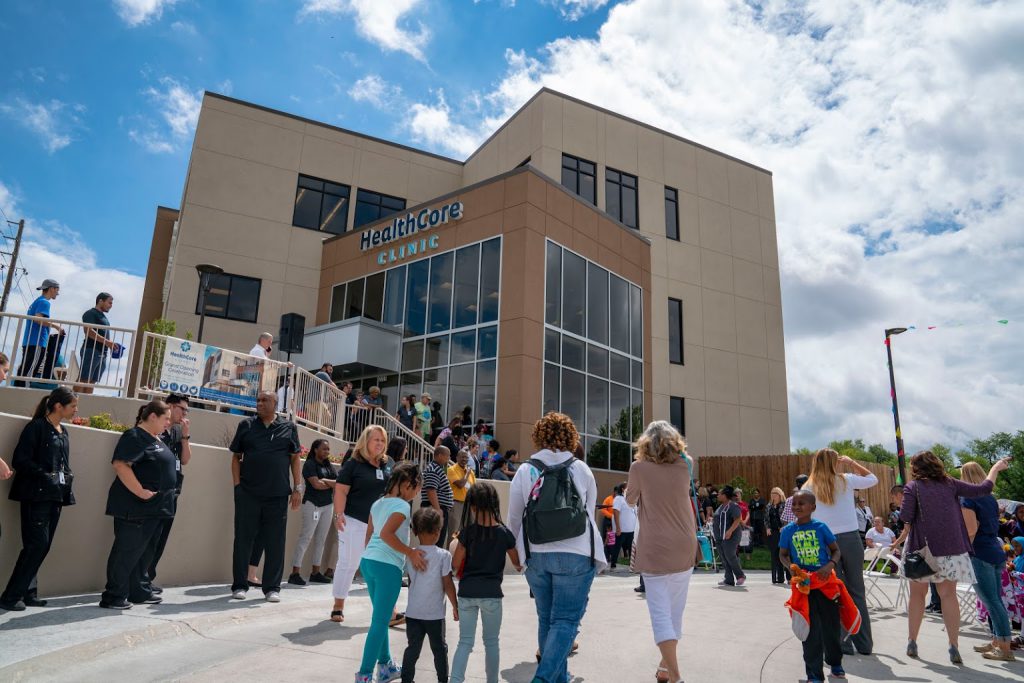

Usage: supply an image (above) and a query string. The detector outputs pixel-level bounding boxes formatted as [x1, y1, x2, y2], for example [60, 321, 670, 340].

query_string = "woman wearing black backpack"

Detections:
[507, 412, 606, 683]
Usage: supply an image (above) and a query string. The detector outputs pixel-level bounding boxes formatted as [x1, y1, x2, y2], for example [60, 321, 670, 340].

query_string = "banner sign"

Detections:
[158, 337, 275, 409]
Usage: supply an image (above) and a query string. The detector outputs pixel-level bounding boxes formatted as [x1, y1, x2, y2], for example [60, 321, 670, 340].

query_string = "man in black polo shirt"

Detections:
[421, 445, 454, 546]
[145, 394, 191, 593]
[229, 390, 302, 602]
[78, 292, 117, 394]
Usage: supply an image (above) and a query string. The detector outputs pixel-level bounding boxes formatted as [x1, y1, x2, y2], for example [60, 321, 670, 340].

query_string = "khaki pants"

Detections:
[449, 500, 466, 544]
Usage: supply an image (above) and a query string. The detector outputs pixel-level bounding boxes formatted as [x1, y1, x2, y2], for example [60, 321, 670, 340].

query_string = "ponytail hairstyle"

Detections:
[33, 386, 76, 420]
[135, 399, 170, 426]
[310, 438, 328, 458]
[384, 461, 421, 496]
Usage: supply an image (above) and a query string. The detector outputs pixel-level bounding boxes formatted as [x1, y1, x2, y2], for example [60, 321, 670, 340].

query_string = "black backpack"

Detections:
[522, 457, 593, 563]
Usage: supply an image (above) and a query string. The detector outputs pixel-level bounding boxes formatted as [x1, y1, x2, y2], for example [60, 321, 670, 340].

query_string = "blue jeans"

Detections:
[359, 558, 403, 675]
[972, 556, 1012, 642]
[449, 596, 502, 683]
[525, 552, 597, 683]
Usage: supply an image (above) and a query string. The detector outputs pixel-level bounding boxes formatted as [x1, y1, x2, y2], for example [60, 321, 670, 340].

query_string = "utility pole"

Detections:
[1, 219, 25, 313]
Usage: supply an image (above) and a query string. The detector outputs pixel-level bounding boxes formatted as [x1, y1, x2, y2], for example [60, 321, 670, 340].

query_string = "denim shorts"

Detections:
[79, 347, 107, 382]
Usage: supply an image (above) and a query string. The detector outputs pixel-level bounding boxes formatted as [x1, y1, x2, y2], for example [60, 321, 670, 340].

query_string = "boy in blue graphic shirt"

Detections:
[779, 490, 845, 683]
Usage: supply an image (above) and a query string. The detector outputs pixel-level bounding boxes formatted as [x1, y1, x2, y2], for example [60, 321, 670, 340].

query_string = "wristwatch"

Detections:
[293, 485, 305, 494]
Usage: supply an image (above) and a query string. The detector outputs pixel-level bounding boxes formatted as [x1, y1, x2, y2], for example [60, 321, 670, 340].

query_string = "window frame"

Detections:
[195, 272, 263, 324]
[670, 396, 686, 437]
[292, 174, 351, 234]
[353, 188, 407, 229]
[664, 186, 679, 241]
[605, 167, 639, 230]
[668, 297, 684, 365]
[560, 153, 597, 205]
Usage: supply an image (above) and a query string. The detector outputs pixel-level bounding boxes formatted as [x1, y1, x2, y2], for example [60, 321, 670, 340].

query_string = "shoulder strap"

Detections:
[526, 458, 548, 474]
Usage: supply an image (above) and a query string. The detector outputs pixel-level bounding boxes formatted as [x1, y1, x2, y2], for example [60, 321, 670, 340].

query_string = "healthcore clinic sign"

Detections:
[360, 200, 464, 266]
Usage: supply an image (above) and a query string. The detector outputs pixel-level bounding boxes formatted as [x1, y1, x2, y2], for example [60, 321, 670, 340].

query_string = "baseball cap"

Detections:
[36, 278, 60, 290]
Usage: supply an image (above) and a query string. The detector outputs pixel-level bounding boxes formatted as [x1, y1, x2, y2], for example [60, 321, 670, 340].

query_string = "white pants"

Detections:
[643, 569, 693, 644]
[332, 515, 368, 599]
[291, 501, 333, 568]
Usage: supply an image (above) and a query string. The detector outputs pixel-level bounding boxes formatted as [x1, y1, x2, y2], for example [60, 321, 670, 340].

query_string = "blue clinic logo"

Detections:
[180, 341, 192, 352]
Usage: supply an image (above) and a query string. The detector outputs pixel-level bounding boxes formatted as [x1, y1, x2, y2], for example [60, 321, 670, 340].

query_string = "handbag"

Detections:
[605, 529, 617, 547]
[740, 528, 752, 547]
[903, 483, 939, 580]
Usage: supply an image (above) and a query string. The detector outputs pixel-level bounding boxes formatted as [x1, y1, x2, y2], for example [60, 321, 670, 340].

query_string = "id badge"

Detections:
[313, 509, 321, 522]
[176, 459, 182, 472]
[58, 472, 65, 485]
[376, 469, 384, 481]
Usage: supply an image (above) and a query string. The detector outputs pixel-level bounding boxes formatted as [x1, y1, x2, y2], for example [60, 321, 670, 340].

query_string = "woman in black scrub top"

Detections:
[99, 400, 178, 609]
[0, 387, 78, 612]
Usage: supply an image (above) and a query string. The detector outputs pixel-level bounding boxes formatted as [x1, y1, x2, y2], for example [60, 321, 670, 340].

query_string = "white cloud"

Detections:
[348, 74, 402, 109]
[113, 0, 180, 27]
[0, 98, 84, 153]
[547, 0, 610, 21]
[400, 0, 1024, 452]
[128, 76, 201, 153]
[299, 0, 431, 62]
[170, 20, 197, 35]
[0, 182, 144, 374]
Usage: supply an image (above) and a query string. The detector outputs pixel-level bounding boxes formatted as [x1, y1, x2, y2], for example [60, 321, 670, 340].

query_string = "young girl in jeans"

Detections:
[449, 482, 521, 683]
[355, 463, 427, 683]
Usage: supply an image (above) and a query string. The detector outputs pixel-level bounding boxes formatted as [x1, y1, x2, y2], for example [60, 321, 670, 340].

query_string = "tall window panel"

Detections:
[353, 189, 406, 229]
[665, 186, 679, 241]
[426, 251, 454, 334]
[605, 168, 638, 229]
[196, 272, 261, 323]
[293, 175, 350, 234]
[560, 154, 596, 204]
[670, 396, 685, 437]
[544, 239, 643, 472]
[668, 298, 684, 365]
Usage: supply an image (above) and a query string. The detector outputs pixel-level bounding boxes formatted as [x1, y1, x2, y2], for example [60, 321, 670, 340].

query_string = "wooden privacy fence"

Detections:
[695, 455, 898, 521]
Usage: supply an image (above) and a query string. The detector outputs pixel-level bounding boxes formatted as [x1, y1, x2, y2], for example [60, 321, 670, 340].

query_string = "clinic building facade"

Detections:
[142, 88, 790, 469]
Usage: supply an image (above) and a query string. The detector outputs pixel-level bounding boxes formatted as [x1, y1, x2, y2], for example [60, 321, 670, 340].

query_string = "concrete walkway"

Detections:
[0, 570, 1020, 682]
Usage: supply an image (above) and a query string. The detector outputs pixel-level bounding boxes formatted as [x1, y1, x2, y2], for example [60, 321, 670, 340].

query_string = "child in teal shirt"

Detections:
[356, 463, 427, 683]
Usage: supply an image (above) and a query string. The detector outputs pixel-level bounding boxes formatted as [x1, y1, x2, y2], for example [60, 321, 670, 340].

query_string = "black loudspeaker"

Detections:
[279, 313, 306, 354]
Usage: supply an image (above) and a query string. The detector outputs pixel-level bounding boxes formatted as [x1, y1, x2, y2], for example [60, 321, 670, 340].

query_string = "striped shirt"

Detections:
[422, 460, 454, 510]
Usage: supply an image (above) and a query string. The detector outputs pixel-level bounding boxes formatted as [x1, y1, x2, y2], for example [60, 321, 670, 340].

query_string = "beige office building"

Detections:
[141, 88, 789, 469]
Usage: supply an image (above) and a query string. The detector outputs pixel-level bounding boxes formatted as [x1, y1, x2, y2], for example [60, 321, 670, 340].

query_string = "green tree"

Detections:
[929, 443, 959, 475]
[867, 443, 896, 466]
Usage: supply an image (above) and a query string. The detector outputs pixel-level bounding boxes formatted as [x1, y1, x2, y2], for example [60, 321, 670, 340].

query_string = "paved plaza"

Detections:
[0, 570, 1021, 682]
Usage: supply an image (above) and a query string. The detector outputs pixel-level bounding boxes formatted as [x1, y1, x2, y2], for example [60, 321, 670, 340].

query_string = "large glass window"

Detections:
[668, 298, 683, 365]
[665, 186, 679, 241]
[606, 168, 638, 229]
[544, 240, 643, 472]
[293, 175, 350, 234]
[354, 189, 406, 229]
[196, 272, 261, 323]
[326, 237, 501, 429]
[560, 154, 596, 204]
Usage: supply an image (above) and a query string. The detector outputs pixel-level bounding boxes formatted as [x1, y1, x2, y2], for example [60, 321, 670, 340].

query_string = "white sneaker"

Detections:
[265, 591, 281, 603]
[231, 590, 246, 600]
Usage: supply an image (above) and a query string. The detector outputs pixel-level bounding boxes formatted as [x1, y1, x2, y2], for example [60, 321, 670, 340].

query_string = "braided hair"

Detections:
[384, 461, 421, 496]
[464, 481, 503, 538]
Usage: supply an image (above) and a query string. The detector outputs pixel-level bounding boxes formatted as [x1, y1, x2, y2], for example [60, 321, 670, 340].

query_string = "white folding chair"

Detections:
[956, 583, 978, 624]
[864, 547, 897, 609]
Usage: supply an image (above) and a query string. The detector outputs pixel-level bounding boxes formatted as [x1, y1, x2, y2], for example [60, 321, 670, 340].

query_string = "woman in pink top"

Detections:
[626, 421, 698, 683]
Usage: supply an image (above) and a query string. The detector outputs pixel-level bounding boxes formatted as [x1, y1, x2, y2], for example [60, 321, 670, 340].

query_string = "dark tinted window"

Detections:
[354, 189, 406, 229]
[606, 168, 638, 229]
[329, 283, 346, 323]
[670, 396, 685, 436]
[668, 298, 683, 364]
[479, 238, 501, 323]
[453, 244, 480, 328]
[477, 326, 498, 359]
[561, 368, 585, 427]
[544, 328, 560, 364]
[561, 154, 596, 204]
[451, 330, 476, 364]
[545, 241, 562, 326]
[293, 174, 350, 234]
[586, 376, 609, 437]
[543, 362, 560, 414]
[404, 259, 429, 337]
[562, 251, 586, 336]
[344, 278, 364, 319]
[364, 273, 385, 322]
[609, 275, 630, 353]
[630, 284, 643, 358]
[402, 340, 424, 371]
[587, 263, 608, 344]
[427, 251, 454, 333]
[562, 335, 585, 371]
[196, 272, 262, 324]
[665, 187, 679, 241]
[475, 361, 496, 423]
[448, 363, 475, 422]
[424, 335, 449, 367]
[383, 266, 406, 327]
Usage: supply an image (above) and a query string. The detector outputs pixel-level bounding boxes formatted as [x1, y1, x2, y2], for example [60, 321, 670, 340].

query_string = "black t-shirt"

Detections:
[8, 417, 75, 506]
[397, 407, 416, 429]
[105, 427, 178, 519]
[457, 523, 516, 598]
[302, 457, 336, 507]
[337, 456, 391, 523]
[82, 307, 110, 353]
[749, 498, 766, 521]
[160, 424, 185, 491]
[230, 416, 301, 497]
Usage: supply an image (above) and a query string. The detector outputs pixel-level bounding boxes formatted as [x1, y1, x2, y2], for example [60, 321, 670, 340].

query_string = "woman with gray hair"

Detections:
[625, 421, 698, 683]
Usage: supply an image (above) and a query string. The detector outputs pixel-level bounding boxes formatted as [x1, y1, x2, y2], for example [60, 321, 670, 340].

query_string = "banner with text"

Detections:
[158, 336, 275, 409]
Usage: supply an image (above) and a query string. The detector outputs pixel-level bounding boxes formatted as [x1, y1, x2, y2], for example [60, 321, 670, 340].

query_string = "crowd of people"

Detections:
[1, 379, 1023, 681]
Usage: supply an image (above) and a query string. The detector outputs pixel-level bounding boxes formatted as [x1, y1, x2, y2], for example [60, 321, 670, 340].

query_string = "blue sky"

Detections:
[1, 0, 1021, 452]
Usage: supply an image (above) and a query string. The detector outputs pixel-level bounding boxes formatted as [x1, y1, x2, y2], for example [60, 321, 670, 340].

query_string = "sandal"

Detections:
[655, 666, 670, 682]
[330, 610, 344, 623]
